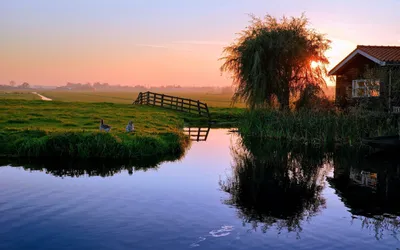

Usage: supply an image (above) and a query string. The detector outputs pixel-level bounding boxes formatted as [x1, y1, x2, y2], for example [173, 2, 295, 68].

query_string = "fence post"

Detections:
[146, 92, 150, 105]
[197, 100, 201, 115]
[181, 99, 183, 111]
[161, 94, 164, 107]
[205, 103, 210, 121]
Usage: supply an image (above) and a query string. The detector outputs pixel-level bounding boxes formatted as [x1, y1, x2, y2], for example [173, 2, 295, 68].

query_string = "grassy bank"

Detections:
[239, 109, 398, 146]
[0, 99, 190, 159]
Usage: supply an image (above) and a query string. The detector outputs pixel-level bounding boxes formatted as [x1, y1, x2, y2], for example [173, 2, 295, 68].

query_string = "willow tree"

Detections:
[220, 14, 331, 110]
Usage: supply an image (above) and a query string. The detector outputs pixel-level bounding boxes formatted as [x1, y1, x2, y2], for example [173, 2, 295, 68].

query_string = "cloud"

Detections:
[173, 40, 229, 46]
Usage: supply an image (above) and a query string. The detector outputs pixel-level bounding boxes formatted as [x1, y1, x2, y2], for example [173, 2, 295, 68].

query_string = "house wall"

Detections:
[335, 54, 385, 108]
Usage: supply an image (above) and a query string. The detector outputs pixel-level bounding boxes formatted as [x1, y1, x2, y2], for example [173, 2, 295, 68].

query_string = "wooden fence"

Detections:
[133, 91, 210, 119]
[183, 127, 210, 142]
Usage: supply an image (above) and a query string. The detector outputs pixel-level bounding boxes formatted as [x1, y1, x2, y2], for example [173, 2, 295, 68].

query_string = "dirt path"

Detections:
[32, 92, 52, 101]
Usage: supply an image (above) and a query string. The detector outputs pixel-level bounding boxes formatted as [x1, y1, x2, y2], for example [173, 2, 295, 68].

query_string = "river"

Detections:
[0, 129, 399, 250]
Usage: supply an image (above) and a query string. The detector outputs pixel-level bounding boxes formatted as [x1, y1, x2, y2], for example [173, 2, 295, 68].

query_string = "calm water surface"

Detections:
[1, 129, 400, 250]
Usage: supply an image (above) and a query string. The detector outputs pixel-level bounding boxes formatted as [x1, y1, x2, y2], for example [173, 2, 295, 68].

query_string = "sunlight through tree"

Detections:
[220, 14, 331, 110]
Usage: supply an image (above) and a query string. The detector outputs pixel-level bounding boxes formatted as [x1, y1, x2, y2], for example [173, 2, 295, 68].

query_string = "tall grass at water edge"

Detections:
[0, 130, 190, 159]
[239, 109, 398, 146]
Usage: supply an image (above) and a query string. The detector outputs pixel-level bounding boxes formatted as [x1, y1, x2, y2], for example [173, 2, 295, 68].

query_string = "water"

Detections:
[1, 129, 400, 250]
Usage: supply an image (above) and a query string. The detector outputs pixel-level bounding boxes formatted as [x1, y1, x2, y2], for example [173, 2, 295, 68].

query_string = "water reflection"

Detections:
[1, 129, 400, 248]
[329, 150, 400, 239]
[221, 135, 400, 239]
[220, 138, 331, 236]
[330, 150, 400, 216]
[183, 127, 210, 141]
[0, 156, 178, 178]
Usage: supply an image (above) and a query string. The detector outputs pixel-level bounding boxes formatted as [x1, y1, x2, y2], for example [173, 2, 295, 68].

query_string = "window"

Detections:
[352, 79, 380, 98]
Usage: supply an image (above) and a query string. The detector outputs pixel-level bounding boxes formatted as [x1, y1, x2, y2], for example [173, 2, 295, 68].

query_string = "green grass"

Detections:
[12, 90, 246, 125]
[0, 99, 191, 159]
[0, 99, 187, 133]
[40, 91, 137, 104]
[37, 90, 245, 108]
[0, 90, 245, 159]
[0, 90, 40, 100]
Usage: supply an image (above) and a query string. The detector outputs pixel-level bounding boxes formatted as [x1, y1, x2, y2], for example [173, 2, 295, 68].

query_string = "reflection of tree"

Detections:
[0, 153, 184, 178]
[355, 216, 400, 241]
[220, 137, 330, 236]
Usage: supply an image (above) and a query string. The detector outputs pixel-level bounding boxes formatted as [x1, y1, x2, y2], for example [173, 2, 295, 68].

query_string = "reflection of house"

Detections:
[349, 169, 377, 189]
[329, 46, 400, 109]
[328, 162, 400, 216]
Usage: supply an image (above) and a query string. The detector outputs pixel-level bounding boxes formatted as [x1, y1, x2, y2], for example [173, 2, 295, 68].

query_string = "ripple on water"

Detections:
[190, 225, 234, 248]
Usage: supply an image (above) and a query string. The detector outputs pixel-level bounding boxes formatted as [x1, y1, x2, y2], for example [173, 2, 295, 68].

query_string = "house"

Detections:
[329, 45, 400, 110]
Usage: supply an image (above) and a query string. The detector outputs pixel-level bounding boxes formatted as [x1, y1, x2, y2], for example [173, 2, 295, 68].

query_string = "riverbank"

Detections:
[239, 109, 398, 146]
[0, 99, 191, 159]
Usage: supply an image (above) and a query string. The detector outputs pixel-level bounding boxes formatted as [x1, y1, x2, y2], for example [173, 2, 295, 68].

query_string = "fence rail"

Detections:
[133, 91, 210, 119]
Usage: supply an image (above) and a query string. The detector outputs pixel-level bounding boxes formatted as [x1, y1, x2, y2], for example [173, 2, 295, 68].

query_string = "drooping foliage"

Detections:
[220, 14, 331, 109]
[294, 84, 333, 111]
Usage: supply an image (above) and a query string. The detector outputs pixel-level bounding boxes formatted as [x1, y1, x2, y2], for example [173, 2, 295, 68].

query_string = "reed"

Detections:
[239, 108, 398, 146]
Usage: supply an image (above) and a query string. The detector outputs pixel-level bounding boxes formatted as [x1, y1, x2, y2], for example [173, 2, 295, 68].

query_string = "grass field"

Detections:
[0, 90, 244, 159]
[1, 89, 244, 124]
[0, 90, 40, 100]
[35, 90, 246, 108]
[0, 99, 195, 159]
[0, 99, 189, 134]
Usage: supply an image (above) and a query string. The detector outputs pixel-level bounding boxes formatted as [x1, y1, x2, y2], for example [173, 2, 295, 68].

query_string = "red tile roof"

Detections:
[329, 45, 400, 75]
[357, 45, 400, 63]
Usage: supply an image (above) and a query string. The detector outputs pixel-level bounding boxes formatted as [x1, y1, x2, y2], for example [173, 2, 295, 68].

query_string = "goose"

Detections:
[126, 120, 134, 132]
[100, 119, 111, 132]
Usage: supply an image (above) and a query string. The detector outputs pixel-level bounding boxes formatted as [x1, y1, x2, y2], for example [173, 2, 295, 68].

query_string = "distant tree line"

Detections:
[0, 81, 31, 89]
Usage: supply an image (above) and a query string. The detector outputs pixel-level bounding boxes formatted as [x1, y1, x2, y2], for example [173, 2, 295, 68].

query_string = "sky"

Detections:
[0, 0, 399, 87]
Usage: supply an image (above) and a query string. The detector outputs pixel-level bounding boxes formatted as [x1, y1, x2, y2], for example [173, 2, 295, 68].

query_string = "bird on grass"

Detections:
[100, 119, 111, 132]
[126, 120, 134, 132]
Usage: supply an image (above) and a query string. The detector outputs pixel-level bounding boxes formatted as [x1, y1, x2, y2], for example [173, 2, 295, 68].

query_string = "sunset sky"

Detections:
[1, 0, 399, 87]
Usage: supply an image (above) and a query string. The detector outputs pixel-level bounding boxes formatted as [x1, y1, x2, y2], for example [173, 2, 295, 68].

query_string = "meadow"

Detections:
[1, 90, 244, 125]
[3, 88, 393, 153]
[32, 90, 246, 108]
[0, 90, 246, 159]
[0, 90, 40, 100]
[0, 99, 193, 159]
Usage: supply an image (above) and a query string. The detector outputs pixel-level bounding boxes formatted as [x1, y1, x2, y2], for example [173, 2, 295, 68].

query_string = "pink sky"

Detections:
[1, 1, 399, 87]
